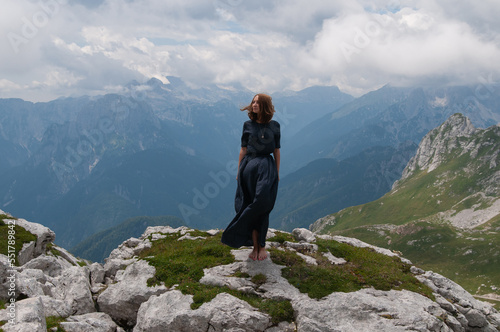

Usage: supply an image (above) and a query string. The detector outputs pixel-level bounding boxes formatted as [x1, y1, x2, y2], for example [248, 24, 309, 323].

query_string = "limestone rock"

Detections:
[97, 259, 168, 327]
[0, 297, 46, 332]
[60, 312, 118, 332]
[292, 228, 316, 243]
[15, 218, 55, 266]
[295, 288, 450, 332]
[51, 266, 95, 315]
[134, 291, 271, 332]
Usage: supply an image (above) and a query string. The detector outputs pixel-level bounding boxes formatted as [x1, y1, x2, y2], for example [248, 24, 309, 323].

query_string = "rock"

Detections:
[295, 288, 450, 332]
[178, 233, 206, 241]
[134, 291, 271, 332]
[0, 297, 46, 332]
[139, 225, 190, 240]
[292, 228, 316, 243]
[323, 251, 347, 265]
[15, 218, 55, 266]
[14, 269, 47, 298]
[51, 266, 95, 315]
[283, 241, 318, 253]
[50, 245, 84, 267]
[465, 309, 489, 328]
[21, 255, 70, 277]
[107, 239, 152, 261]
[60, 312, 118, 332]
[331, 235, 412, 264]
[38, 295, 72, 318]
[206, 229, 221, 236]
[102, 257, 137, 279]
[296, 252, 317, 265]
[97, 259, 168, 327]
[88, 263, 105, 285]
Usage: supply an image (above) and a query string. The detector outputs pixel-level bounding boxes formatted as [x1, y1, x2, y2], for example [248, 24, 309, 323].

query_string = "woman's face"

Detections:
[252, 95, 260, 114]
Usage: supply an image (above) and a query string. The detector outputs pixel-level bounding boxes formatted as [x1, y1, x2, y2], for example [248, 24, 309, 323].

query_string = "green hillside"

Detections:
[312, 114, 500, 306]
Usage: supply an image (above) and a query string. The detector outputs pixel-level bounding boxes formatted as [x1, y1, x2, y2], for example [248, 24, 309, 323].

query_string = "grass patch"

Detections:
[139, 232, 294, 325]
[141, 231, 234, 287]
[268, 231, 296, 244]
[0, 215, 37, 266]
[46, 316, 66, 332]
[270, 239, 434, 300]
[334, 221, 500, 301]
[251, 273, 267, 287]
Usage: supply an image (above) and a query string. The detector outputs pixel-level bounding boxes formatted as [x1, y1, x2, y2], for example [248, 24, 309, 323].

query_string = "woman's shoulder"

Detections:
[269, 120, 280, 129]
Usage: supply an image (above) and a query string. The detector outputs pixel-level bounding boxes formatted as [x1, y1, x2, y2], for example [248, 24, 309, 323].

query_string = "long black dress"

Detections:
[221, 119, 280, 248]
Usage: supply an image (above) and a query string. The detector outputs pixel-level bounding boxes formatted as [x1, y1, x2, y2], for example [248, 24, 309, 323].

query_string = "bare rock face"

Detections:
[399, 113, 478, 180]
[0, 213, 499, 332]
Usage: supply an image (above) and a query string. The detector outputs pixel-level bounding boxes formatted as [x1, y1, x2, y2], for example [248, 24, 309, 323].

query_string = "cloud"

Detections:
[0, 0, 499, 101]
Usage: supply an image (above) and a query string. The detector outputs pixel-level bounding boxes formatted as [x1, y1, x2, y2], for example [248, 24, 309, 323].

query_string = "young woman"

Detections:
[221, 93, 280, 261]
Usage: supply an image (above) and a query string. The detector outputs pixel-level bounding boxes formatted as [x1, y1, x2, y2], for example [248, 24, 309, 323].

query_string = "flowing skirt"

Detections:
[221, 154, 279, 248]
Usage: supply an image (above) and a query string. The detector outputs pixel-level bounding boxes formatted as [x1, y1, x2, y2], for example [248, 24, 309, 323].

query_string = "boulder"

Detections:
[97, 259, 168, 327]
[134, 291, 271, 332]
[292, 228, 316, 243]
[0, 297, 46, 332]
[15, 218, 55, 266]
[51, 266, 95, 315]
[60, 312, 118, 332]
[295, 288, 450, 332]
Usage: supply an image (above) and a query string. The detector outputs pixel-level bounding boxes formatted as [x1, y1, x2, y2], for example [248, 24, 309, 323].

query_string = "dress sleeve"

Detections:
[274, 121, 281, 149]
[241, 122, 249, 147]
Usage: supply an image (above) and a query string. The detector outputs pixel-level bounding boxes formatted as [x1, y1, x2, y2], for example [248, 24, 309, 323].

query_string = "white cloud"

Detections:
[0, 0, 499, 101]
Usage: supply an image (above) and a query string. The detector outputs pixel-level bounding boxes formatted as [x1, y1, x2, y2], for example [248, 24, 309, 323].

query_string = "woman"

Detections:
[221, 93, 280, 261]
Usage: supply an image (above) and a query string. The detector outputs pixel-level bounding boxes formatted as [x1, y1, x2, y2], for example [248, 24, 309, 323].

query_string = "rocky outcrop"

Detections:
[1, 211, 499, 332]
[397, 113, 479, 179]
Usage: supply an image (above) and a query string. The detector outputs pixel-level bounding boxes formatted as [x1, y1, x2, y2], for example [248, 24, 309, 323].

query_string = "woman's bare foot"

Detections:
[257, 247, 267, 261]
[249, 248, 259, 261]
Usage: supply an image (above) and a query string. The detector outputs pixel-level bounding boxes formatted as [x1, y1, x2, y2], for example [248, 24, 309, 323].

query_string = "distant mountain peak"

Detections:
[399, 113, 478, 178]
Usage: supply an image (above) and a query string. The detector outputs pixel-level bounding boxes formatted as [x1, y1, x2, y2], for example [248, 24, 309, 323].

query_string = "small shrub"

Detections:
[267, 231, 296, 244]
[251, 273, 267, 287]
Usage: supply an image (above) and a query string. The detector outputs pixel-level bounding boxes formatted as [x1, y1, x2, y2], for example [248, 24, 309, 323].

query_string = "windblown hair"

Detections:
[241, 93, 275, 123]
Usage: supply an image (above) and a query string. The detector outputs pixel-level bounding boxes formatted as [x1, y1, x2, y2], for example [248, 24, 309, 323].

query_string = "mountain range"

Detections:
[1, 77, 499, 254]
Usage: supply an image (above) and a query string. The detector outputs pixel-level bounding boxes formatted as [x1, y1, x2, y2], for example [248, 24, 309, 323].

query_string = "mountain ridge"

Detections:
[311, 113, 500, 301]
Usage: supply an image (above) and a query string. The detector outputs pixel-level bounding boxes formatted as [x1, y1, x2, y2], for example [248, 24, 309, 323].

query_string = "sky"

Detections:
[1, 0, 499, 102]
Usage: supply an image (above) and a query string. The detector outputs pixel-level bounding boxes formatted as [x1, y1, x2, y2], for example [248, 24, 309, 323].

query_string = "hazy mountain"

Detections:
[284, 85, 500, 173]
[311, 113, 500, 299]
[0, 78, 353, 249]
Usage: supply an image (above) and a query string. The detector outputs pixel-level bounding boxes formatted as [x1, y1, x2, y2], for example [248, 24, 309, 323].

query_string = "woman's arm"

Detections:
[237, 147, 247, 179]
[273, 148, 280, 180]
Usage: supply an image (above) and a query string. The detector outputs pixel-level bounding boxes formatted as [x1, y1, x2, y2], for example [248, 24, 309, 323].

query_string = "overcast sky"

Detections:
[1, 0, 499, 102]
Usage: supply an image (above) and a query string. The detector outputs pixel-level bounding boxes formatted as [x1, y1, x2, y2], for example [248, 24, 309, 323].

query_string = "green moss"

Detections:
[140, 232, 294, 325]
[270, 239, 434, 300]
[46, 316, 66, 332]
[141, 232, 234, 287]
[251, 273, 267, 287]
[334, 221, 500, 301]
[0, 215, 37, 266]
[267, 231, 296, 244]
